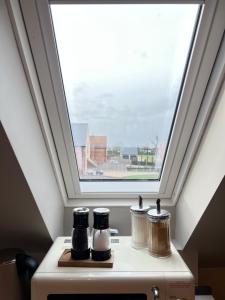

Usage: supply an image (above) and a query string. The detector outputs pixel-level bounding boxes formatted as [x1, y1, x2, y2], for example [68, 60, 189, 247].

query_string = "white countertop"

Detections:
[36, 236, 191, 274]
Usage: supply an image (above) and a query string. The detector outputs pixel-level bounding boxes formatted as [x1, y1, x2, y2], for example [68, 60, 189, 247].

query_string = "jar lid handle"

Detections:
[156, 198, 161, 214]
[139, 195, 143, 209]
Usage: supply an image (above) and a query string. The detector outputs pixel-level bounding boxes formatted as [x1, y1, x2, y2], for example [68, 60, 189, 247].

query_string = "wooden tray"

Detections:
[58, 249, 113, 268]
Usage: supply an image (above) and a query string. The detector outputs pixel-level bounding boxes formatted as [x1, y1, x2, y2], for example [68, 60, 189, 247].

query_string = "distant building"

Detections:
[137, 147, 155, 166]
[71, 123, 89, 175]
[121, 147, 138, 164]
[89, 136, 107, 163]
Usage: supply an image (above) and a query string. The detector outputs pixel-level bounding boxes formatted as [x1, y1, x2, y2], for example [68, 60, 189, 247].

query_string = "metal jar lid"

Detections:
[130, 205, 149, 214]
[130, 196, 149, 214]
[93, 208, 110, 215]
[147, 199, 170, 220]
[73, 207, 89, 215]
[147, 208, 170, 220]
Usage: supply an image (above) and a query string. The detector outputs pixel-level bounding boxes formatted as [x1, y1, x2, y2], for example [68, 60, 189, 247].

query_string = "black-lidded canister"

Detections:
[91, 208, 111, 261]
[71, 207, 90, 260]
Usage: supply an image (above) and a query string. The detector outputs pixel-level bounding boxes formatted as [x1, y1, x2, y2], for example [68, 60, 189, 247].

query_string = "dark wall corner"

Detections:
[0, 122, 52, 254]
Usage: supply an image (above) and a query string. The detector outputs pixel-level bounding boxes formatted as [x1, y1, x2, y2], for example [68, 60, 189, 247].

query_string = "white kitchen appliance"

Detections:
[32, 237, 194, 300]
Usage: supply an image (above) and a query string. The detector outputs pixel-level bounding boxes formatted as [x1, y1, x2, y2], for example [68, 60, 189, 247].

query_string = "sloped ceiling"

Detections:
[0, 123, 52, 253]
[185, 176, 225, 267]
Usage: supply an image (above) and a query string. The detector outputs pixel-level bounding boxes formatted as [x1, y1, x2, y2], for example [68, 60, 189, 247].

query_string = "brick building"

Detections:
[89, 136, 107, 163]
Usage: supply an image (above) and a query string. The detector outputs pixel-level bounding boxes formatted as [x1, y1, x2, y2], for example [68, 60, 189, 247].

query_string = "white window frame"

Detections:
[9, 0, 225, 205]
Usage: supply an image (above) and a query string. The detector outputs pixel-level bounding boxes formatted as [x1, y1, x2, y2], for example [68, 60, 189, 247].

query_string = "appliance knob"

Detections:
[151, 286, 160, 300]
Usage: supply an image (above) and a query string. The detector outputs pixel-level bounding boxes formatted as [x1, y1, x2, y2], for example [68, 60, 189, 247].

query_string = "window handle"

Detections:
[151, 286, 160, 300]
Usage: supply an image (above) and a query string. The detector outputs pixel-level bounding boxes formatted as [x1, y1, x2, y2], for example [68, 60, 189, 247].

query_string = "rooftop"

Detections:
[71, 123, 88, 147]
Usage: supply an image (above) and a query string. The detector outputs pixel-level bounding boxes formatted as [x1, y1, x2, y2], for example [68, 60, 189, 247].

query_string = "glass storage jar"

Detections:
[130, 196, 149, 249]
[147, 199, 171, 257]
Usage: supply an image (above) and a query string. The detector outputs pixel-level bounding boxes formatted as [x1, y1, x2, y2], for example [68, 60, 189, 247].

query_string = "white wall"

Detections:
[0, 0, 64, 240]
[175, 78, 225, 249]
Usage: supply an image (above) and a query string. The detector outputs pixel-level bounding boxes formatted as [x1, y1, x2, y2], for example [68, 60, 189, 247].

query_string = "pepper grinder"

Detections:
[71, 207, 90, 260]
[91, 208, 111, 261]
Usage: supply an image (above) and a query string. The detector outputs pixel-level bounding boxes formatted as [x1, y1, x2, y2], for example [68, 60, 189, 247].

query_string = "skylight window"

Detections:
[50, 3, 199, 182]
[15, 0, 224, 198]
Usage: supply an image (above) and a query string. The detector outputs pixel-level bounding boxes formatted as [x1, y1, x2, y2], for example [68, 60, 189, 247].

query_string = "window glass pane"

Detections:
[50, 3, 199, 181]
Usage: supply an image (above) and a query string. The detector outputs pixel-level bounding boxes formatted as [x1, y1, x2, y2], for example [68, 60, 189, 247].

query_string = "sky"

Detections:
[51, 4, 199, 148]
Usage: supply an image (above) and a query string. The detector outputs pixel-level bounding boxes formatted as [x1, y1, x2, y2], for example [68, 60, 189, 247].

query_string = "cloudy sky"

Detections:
[51, 3, 199, 147]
